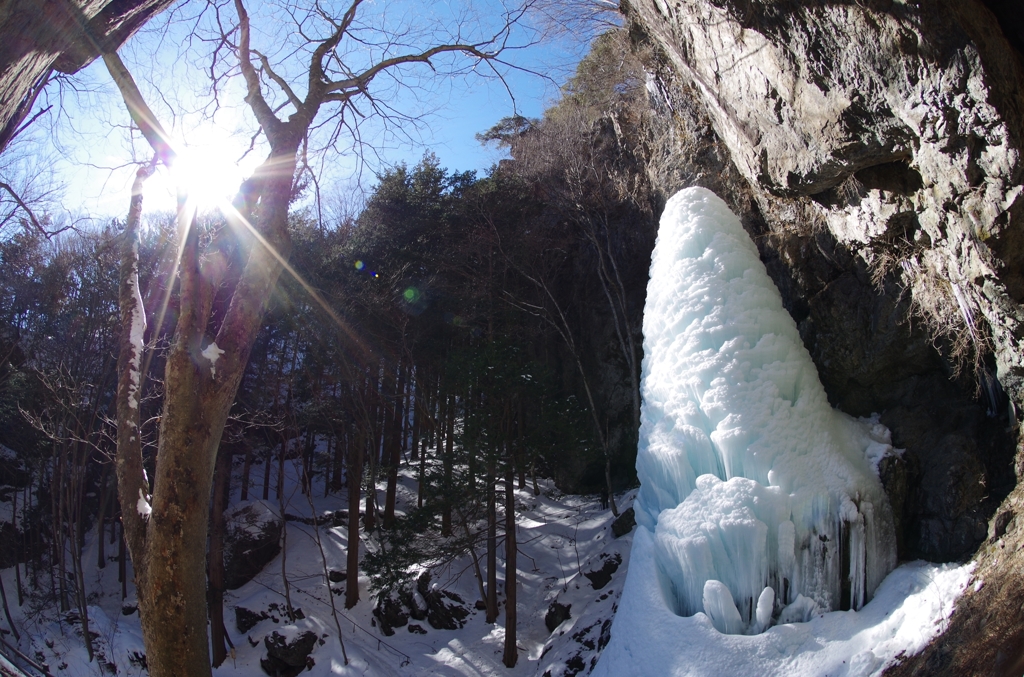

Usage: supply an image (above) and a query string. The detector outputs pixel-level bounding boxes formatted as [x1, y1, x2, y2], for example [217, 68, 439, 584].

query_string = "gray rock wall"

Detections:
[624, 0, 1024, 667]
[624, 0, 1024, 581]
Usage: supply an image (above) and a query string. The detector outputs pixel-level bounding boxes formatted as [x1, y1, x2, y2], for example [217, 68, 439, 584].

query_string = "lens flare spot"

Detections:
[403, 287, 420, 302]
[354, 260, 364, 270]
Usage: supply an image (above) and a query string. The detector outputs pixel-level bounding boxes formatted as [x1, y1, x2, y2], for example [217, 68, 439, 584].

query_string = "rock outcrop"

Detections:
[623, 0, 1024, 669]
[223, 500, 283, 590]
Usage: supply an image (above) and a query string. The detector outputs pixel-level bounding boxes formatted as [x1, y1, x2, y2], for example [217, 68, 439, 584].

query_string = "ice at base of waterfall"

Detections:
[593, 188, 970, 676]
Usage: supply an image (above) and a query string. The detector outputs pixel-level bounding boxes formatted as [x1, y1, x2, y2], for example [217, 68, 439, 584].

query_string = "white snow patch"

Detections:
[127, 243, 146, 410]
[137, 488, 151, 521]
[202, 341, 225, 378]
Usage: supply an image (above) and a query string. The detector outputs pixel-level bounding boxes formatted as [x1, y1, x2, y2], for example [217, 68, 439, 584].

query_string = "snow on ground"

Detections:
[0, 453, 633, 677]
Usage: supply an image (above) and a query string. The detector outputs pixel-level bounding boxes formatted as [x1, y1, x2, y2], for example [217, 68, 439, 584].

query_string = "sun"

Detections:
[144, 114, 262, 215]
[171, 145, 245, 211]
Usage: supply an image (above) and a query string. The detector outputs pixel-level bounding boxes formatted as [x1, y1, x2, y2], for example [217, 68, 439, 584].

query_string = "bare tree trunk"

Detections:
[96, 462, 111, 569]
[13, 488, 22, 606]
[345, 426, 364, 610]
[365, 370, 381, 532]
[240, 440, 253, 501]
[384, 362, 405, 528]
[442, 394, 455, 536]
[302, 470, 349, 665]
[208, 446, 230, 668]
[410, 375, 421, 463]
[331, 424, 344, 492]
[486, 455, 498, 624]
[119, 520, 127, 601]
[111, 75, 303, 677]
[0, 573, 20, 641]
[502, 461, 518, 668]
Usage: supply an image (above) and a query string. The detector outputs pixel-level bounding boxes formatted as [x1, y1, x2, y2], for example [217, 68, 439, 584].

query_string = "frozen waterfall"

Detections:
[633, 188, 897, 635]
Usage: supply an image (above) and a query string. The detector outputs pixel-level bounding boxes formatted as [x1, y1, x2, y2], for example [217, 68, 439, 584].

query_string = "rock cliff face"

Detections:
[624, 0, 1024, 671]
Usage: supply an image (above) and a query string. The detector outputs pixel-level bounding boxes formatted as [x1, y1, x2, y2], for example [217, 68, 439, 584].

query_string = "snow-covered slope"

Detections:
[3, 460, 633, 677]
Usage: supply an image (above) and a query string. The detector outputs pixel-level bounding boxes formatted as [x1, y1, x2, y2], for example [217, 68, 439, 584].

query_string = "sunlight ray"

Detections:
[142, 192, 198, 395]
[217, 199, 369, 356]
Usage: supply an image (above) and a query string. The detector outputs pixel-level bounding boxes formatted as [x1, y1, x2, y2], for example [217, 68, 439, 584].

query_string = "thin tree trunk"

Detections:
[457, 506, 488, 608]
[345, 426, 364, 610]
[384, 362, 405, 528]
[365, 371, 380, 532]
[516, 401, 526, 490]
[410, 373, 421, 462]
[324, 433, 333, 497]
[502, 461, 517, 668]
[119, 519, 127, 601]
[96, 462, 111, 569]
[240, 440, 253, 501]
[0, 570, 19, 641]
[302, 467, 348, 665]
[262, 442, 273, 501]
[486, 454, 497, 624]
[280, 515, 295, 621]
[442, 394, 454, 537]
[13, 487, 22, 606]
[331, 425, 344, 492]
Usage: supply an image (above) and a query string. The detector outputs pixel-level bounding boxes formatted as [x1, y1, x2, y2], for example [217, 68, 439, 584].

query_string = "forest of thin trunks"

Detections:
[0, 27, 661, 664]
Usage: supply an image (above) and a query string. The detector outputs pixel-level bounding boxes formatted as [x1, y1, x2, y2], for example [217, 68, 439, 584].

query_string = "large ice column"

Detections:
[634, 188, 896, 634]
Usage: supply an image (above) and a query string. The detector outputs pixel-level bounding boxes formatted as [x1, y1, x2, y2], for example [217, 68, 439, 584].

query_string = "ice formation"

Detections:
[633, 188, 896, 635]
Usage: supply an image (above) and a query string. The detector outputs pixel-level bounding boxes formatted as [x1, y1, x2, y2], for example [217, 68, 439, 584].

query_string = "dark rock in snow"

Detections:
[399, 587, 428, 621]
[236, 606, 270, 633]
[408, 623, 427, 634]
[545, 601, 572, 633]
[373, 595, 409, 636]
[327, 569, 346, 583]
[611, 507, 635, 538]
[584, 553, 622, 591]
[261, 630, 317, 677]
[416, 572, 470, 630]
[224, 501, 283, 590]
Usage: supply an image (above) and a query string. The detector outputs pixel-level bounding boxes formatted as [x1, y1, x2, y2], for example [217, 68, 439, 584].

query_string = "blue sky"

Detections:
[34, 1, 602, 221]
